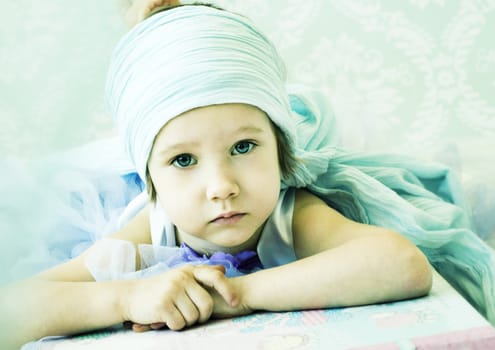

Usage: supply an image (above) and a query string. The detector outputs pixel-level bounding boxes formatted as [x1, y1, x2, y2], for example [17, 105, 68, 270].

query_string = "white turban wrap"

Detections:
[105, 5, 330, 186]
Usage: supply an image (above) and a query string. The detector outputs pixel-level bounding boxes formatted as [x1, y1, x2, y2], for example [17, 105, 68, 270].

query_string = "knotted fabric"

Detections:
[105, 5, 330, 187]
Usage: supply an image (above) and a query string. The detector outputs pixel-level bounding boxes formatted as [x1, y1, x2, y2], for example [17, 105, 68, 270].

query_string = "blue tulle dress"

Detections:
[2, 91, 495, 326]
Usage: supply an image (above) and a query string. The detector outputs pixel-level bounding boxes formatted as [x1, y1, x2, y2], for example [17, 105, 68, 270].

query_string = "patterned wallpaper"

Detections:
[0, 0, 495, 174]
[1, 1, 493, 174]
[0, 1, 494, 281]
[216, 0, 495, 181]
[0, 0, 125, 157]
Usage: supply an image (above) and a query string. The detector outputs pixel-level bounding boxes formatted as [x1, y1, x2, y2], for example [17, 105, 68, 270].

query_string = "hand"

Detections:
[122, 264, 236, 331]
[194, 275, 253, 319]
[122, 0, 181, 28]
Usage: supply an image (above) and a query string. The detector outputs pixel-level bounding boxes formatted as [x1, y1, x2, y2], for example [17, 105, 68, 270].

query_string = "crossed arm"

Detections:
[207, 189, 432, 316]
[0, 189, 432, 349]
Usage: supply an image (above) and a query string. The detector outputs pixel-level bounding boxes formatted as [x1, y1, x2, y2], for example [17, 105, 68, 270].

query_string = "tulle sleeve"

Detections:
[84, 239, 263, 281]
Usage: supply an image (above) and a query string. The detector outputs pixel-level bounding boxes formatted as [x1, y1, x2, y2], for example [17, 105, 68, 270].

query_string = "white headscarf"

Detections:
[105, 5, 329, 185]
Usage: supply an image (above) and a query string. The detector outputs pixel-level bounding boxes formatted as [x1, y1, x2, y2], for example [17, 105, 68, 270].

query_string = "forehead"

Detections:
[154, 103, 274, 145]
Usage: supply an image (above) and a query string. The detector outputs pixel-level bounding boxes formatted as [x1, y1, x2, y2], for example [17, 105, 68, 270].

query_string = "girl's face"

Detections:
[148, 103, 281, 253]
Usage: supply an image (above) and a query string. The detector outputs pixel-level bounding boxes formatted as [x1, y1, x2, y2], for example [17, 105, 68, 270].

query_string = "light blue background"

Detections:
[1, 1, 494, 174]
[0, 1, 125, 155]
[1, 1, 494, 281]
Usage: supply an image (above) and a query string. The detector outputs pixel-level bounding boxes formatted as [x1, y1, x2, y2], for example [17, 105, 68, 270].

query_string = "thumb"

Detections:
[193, 266, 238, 307]
[208, 264, 226, 274]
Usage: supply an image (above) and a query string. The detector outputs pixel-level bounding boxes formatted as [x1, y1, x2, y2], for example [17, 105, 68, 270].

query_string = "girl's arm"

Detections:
[0, 206, 235, 349]
[205, 189, 432, 316]
[0, 206, 146, 348]
[37, 204, 153, 282]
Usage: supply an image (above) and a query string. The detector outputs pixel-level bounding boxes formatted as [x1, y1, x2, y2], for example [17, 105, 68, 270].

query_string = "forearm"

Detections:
[236, 233, 432, 312]
[0, 278, 129, 349]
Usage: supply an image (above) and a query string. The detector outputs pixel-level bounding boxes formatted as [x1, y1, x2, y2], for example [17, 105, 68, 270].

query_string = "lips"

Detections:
[211, 212, 246, 225]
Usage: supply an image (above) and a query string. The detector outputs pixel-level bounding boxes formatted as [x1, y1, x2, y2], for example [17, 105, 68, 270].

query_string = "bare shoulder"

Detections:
[293, 188, 330, 211]
[35, 205, 152, 282]
[292, 188, 349, 236]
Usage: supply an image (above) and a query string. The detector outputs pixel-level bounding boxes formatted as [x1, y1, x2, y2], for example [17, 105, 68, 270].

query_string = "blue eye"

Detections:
[232, 141, 256, 155]
[171, 154, 196, 168]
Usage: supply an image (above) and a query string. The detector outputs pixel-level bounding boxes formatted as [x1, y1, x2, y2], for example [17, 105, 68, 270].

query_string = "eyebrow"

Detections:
[235, 125, 266, 134]
[156, 125, 266, 157]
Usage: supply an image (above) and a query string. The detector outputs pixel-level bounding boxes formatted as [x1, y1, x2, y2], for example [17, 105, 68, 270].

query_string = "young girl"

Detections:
[2, 2, 494, 349]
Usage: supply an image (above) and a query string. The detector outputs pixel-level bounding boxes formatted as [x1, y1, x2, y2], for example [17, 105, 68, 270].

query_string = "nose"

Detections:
[205, 163, 239, 201]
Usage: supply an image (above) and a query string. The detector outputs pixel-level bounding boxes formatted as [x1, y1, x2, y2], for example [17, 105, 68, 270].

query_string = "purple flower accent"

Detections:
[168, 243, 263, 277]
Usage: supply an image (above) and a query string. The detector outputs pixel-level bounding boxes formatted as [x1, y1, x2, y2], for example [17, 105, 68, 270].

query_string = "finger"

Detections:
[208, 264, 226, 274]
[173, 291, 200, 326]
[184, 282, 214, 323]
[144, 0, 181, 18]
[132, 323, 151, 332]
[163, 304, 187, 331]
[193, 266, 238, 307]
[150, 322, 166, 330]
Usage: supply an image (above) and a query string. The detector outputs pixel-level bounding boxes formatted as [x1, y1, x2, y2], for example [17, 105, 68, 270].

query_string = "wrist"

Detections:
[231, 275, 253, 314]
[115, 279, 134, 322]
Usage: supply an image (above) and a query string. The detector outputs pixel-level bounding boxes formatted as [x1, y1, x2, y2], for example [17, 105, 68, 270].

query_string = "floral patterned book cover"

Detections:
[26, 270, 495, 350]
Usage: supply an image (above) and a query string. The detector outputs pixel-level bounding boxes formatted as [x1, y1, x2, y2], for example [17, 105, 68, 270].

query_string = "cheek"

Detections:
[152, 172, 193, 214]
[246, 154, 281, 206]
[157, 185, 195, 231]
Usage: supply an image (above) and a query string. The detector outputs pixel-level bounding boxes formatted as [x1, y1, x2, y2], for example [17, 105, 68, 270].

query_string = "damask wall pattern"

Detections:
[216, 0, 495, 181]
[1, 1, 493, 179]
[215, 0, 495, 243]
[0, 0, 124, 157]
[0, 1, 494, 274]
[1, 1, 493, 173]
